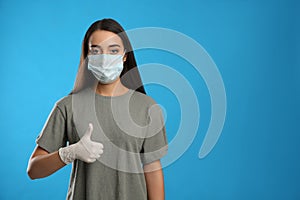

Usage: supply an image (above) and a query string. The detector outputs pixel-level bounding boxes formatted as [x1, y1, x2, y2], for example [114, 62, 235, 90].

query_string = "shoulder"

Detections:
[54, 94, 73, 117]
[55, 94, 72, 108]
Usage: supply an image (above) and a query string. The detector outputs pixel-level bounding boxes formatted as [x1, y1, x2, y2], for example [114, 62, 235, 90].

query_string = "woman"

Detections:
[27, 18, 168, 200]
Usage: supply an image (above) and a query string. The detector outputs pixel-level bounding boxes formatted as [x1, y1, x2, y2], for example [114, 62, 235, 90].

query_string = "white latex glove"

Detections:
[58, 123, 104, 164]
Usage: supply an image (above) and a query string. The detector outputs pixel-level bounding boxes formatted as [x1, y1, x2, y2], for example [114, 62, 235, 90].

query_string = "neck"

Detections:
[96, 78, 129, 97]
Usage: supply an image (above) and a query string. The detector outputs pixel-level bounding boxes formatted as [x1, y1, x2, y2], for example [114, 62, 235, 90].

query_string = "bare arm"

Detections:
[27, 146, 66, 180]
[144, 160, 165, 200]
[27, 124, 103, 180]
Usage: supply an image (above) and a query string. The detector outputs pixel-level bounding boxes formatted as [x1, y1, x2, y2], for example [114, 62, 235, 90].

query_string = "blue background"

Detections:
[1, 0, 299, 199]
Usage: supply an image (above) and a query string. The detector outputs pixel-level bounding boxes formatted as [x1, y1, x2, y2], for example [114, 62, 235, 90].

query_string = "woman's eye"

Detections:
[90, 48, 101, 55]
[92, 50, 99, 54]
[110, 49, 119, 54]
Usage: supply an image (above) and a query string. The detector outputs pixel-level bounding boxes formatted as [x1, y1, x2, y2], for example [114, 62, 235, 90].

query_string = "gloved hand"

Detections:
[58, 123, 104, 164]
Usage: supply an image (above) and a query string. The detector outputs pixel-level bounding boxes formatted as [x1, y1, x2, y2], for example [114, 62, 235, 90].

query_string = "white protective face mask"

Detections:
[87, 54, 124, 84]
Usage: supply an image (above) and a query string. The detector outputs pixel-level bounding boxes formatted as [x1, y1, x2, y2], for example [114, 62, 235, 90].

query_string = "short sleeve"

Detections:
[36, 104, 67, 153]
[140, 104, 168, 165]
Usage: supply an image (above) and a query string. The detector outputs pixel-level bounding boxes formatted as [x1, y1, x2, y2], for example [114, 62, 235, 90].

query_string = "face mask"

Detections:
[87, 54, 124, 84]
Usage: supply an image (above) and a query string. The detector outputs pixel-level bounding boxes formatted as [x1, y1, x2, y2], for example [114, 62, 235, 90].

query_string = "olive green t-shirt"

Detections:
[36, 88, 168, 200]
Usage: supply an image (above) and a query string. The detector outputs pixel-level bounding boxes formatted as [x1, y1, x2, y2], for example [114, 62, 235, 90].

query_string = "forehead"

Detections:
[89, 30, 123, 47]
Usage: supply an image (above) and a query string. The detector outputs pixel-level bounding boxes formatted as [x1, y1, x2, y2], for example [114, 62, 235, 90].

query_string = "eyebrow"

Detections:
[108, 44, 121, 48]
[90, 44, 101, 48]
[90, 44, 121, 48]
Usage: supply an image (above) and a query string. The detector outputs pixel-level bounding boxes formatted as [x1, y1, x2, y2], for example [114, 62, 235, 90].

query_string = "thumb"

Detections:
[83, 123, 93, 139]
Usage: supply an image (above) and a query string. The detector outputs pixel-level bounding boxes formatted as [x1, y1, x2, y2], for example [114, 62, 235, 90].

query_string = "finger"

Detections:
[84, 123, 93, 139]
[89, 153, 100, 159]
[86, 158, 96, 163]
[91, 141, 104, 149]
[90, 147, 104, 155]
[92, 151, 102, 158]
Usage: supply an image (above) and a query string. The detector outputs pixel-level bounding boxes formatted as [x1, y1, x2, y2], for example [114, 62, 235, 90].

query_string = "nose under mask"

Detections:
[87, 54, 124, 84]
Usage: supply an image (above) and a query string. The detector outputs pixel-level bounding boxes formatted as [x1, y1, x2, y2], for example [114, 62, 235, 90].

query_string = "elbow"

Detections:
[27, 158, 40, 180]
[27, 171, 35, 180]
[27, 146, 51, 180]
[27, 163, 37, 180]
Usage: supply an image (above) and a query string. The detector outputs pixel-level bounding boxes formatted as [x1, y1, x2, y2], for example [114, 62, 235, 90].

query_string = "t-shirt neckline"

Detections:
[93, 88, 133, 100]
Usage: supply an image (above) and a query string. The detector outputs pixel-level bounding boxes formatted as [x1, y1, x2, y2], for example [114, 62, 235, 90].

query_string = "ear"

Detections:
[123, 54, 127, 62]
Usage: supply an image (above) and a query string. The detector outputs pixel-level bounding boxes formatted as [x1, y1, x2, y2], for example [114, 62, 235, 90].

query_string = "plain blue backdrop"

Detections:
[0, 0, 299, 199]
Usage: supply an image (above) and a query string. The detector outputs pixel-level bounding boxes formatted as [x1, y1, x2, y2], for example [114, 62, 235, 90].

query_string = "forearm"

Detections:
[27, 148, 66, 179]
[144, 160, 165, 200]
[27, 124, 103, 180]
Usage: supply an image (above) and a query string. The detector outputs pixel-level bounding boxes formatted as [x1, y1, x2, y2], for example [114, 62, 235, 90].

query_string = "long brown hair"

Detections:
[71, 18, 146, 94]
